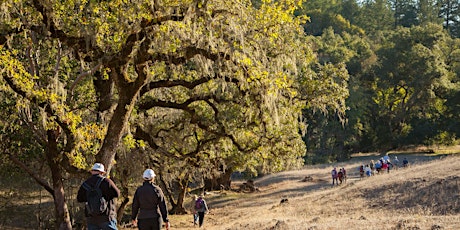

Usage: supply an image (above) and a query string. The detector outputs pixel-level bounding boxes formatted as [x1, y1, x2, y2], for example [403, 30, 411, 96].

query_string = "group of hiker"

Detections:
[77, 163, 208, 230]
[331, 167, 347, 185]
[331, 155, 410, 185]
[358, 155, 409, 178]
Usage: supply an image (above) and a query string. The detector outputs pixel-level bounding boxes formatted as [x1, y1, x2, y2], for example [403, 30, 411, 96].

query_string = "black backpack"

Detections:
[82, 177, 108, 216]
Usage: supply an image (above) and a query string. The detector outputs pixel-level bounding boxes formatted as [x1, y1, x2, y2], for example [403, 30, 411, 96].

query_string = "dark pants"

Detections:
[137, 217, 162, 230]
[197, 212, 205, 227]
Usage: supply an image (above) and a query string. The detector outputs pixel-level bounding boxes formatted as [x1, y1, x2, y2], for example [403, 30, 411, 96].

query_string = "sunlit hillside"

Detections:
[167, 153, 460, 230]
[1, 152, 459, 229]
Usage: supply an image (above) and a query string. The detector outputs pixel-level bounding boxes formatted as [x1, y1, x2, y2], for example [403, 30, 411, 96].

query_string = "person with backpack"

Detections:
[341, 167, 347, 183]
[131, 169, 170, 230]
[77, 163, 120, 230]
[194, 194, 209, 228]
[403, 158, 409, 167]
[190, 195, 199, 226]
[331, 167, 338, 185]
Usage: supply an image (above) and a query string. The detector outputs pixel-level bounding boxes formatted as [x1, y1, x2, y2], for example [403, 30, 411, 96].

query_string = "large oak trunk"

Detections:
[46, 130, 72, 230]
[204, 169, 233, 191]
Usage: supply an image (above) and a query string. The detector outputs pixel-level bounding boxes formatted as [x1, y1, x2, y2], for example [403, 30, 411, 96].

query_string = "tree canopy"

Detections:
[0, 0, 350, 228]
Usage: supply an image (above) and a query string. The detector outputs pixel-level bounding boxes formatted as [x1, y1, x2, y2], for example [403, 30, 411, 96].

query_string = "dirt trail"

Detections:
[167, 153, 454, 230]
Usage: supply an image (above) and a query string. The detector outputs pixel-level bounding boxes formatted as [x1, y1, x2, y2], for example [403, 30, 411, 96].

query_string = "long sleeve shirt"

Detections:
[131, 181, 169, 223]
[77, 174, 120, 222]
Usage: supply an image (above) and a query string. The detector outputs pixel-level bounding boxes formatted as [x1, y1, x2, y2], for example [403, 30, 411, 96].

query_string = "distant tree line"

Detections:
[297, 0, 460, 163]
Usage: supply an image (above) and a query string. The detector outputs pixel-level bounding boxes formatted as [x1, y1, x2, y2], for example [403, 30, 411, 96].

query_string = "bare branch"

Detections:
[7, 152, 54, 196]
[69, 63, 102, 92]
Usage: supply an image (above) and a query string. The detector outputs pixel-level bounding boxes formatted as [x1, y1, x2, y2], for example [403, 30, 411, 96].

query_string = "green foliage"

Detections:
[2, 0, 352, 223]
[358, 24, 459, 150]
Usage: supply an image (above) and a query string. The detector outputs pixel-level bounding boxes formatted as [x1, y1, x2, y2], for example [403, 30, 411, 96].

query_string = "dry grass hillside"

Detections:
[1, 151, 459, 230]
[166, 153, 460, 230]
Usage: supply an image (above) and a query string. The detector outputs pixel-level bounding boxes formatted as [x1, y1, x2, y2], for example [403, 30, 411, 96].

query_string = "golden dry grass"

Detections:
[1, 152, 459, 229]
[166, 154, 460, 230]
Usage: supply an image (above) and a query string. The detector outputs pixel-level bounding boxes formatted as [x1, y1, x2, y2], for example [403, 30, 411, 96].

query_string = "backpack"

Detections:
[82, 177, 108, 216]
[195, 198, 203, 209]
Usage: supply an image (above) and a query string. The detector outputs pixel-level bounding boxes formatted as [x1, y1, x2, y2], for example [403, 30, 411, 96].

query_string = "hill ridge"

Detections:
[179, 154, 460, 230]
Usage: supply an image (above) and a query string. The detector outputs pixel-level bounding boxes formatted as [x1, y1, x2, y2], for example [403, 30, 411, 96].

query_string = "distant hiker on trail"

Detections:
[331, 167, 338, 185]
[190, 195, 199, 226]
[376, 159, 384, 174]
[364, 165, 372, 177]
[386, 160, 393, 173]
[403, 158, 409, 167]
[194, 194, 209, 228]
[338, 168, 344, 184]
[369, 160, 375, 173]
[381, 160, 388, 172]
[383, 154, 390, 163]
[394, 156, 400, 168]
[77, 163, 120, 230]
[131, 169, 170, 230]
[341, 167, 347, 183]
[359, 165, 364, 178]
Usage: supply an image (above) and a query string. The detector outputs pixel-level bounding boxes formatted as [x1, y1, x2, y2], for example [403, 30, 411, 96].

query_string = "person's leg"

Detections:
[153, 217, 162, 230]
[198, 212, 205, 227]
[138, 218, 161, 230]
[87, 223, 100, 230]
[194, 213, 198, 225]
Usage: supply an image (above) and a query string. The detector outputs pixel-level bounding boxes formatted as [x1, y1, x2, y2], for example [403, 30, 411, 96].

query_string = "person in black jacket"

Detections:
[77, 163, 120, 230]
[131, 169, 170, 230]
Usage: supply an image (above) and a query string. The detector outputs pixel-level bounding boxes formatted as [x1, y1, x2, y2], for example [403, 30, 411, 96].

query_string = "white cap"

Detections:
[91, 163, 105, 173]
[143, 169, 156, 180]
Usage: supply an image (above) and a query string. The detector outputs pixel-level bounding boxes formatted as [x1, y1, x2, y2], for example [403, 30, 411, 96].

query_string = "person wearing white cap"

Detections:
[77, 163, 120, 230]
[131, 169, 170, 230]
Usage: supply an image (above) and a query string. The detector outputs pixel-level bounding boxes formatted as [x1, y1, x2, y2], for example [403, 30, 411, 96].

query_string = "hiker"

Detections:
[338, 168, 344, 184]
[386, 160, 393, 173]
[131, 169, 170, 230]
[77, 163, 120, 230]
[376, 159, 384, 174]
[194, 194, 209, 228]
[364, 165, 372, 177]
[403, 158, 409, 167]
[331, 167, 338, 185]
[359, 165, 364, 178]
[190, 195, 199, 226]
[381, 160, 388, 172]
[341, 167, 347, 183]
[369, 160, 375, 173]
[383, 153, 390, 163]
[394, 156, 400, 168]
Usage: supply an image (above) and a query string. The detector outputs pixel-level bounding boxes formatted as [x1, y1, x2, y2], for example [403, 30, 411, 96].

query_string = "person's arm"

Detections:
[131, 189, 140, 220]
[158, 189, 169, 223]
[106, 178, 120, 199]
[77, 184, 86, 202]
[203, 200, 209, 213]
[131, 189, 140, 226]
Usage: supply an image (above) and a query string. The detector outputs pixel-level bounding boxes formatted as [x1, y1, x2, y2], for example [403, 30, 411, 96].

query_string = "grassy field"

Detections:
[1, 149, 460, 230]
[166, 151, 460, 230]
